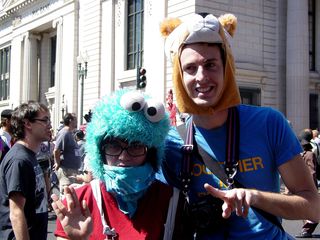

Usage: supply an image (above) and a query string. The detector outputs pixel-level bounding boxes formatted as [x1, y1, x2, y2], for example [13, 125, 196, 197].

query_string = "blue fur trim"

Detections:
[85, 90, 170, 180]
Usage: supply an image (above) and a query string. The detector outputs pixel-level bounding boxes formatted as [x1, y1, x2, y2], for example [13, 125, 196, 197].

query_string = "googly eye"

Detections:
[144, 99, 165, 122]
[120, 91, 146, 112]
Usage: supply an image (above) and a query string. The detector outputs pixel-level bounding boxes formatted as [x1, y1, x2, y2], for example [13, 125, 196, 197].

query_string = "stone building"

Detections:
[0, 0, 319, 133]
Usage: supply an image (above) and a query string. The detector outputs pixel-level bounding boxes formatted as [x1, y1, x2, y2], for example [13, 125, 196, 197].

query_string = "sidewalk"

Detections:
[47, 211, 56, 240]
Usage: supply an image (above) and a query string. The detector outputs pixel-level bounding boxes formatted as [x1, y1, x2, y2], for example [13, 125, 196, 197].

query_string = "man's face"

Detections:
[180, 43, 224, 108]
[31, 110, 52, 142]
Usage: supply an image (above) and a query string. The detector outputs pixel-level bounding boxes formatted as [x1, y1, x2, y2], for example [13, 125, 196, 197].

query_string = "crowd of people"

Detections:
[0, 11, 320, 240]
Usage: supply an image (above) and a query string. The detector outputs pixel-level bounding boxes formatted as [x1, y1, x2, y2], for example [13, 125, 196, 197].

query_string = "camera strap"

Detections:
[177, 106, 284, 232]
[179, 113, 194, 202]
[178, 107, 238, 192]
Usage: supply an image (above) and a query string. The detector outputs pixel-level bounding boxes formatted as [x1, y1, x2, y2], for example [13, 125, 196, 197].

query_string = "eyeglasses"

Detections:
[33, 118, 51, 125]
[103, 140, 147, 157]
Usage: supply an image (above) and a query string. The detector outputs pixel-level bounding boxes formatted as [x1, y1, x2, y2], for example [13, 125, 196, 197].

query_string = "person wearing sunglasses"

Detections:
[51, 90, 176, 240]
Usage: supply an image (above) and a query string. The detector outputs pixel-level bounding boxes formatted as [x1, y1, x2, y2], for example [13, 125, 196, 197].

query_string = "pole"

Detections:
[78, 62, 84, 125]
[80, 73, 84, 125]
[136, 44, 140, 89]
[78, 61, 88, 125]
[61, 94, 65, 117]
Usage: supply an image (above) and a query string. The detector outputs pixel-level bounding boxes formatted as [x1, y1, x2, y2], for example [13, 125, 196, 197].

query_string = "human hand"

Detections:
[53, 162, 60, 171]
[51, 186, 92, 240]
[204, 183, 257, 219]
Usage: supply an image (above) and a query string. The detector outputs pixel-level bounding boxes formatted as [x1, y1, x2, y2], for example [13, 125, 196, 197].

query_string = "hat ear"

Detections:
[160, 18, 182, 37]
[218, 13, 237, 37]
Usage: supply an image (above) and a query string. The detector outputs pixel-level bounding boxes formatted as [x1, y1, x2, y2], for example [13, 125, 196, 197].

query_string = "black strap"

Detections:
[225, 107, 239, 188]
[178, 118, 194, 199]
[177, 107, 284, 231]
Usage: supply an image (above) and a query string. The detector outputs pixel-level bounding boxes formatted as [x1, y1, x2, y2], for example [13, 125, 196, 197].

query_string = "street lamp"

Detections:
[77, 52, 88, 125]
[61, 94, 66, 117]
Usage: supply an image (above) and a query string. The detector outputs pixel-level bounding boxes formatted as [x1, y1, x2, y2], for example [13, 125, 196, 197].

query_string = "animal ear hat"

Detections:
[160, 13, 241, 115]
[86, 90, 170, 180]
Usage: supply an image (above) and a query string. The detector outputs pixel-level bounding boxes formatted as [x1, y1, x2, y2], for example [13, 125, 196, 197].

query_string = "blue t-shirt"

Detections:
[55, 128, 81, 170]
[159, 105, 301, 239]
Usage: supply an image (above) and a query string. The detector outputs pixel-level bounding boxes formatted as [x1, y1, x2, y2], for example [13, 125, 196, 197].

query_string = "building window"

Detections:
[239, 87, 261, 106]
[50, 36, 56, 87]
[0, 46, 10, 101]
[126, 0, 144, 70]
[308, 0, 315, 71]
[310, 93, 318, 129]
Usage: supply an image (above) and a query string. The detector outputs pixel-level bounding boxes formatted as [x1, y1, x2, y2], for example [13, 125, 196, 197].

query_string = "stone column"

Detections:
[22, 33, 31, 102]
[40, 33, 51, 104]
[29, 34, 40, 101]
[286, 0, 309, 132]
[9, 36, 24, 106]
[22, 33, 40, 101]
[53, 17, 63, 129]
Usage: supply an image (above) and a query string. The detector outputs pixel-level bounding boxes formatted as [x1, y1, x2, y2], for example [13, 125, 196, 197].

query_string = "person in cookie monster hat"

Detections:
[159, 12, 320, 239]
[51, 90, 177, 240]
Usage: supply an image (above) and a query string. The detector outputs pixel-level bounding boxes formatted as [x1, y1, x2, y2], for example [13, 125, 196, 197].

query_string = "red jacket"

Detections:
[55, 180, 173, 240]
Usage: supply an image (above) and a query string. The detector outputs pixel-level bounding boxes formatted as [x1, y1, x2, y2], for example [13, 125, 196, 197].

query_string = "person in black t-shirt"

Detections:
[0, 101, 52, 240]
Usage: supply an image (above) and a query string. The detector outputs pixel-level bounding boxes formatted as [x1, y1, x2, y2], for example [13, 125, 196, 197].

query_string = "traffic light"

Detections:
[83, 109, 92, 123]
[137, 67, 147, 89]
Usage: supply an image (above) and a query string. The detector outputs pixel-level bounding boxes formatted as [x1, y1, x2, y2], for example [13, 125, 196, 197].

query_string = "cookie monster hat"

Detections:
[86, 90, 170, 180]
[160, 13, 241, 115]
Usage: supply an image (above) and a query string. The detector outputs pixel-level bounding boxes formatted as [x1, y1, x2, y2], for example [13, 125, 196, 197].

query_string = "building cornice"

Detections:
[0, 0, 38, 21]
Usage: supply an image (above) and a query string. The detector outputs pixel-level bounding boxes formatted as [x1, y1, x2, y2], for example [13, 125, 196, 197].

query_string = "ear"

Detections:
[218, 13, 237, 37]
[23, 119, 33, 131]
[160, 17, 182, 37]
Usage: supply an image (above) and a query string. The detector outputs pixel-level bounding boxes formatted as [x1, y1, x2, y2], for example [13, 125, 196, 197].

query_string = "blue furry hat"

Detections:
[86, 90, 170, 180]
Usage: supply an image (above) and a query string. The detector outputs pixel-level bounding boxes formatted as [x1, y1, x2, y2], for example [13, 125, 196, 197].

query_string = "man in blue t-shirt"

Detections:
[159, 12, 320, 239]
[0, 101, 52, 240]
[53, 113, 81, 193]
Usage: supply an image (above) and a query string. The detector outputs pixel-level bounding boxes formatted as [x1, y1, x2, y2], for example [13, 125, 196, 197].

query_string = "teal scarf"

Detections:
[103, 163, 155, 218]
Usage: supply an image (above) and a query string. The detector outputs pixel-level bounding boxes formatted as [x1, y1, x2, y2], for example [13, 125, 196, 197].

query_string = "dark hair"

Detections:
[11, 101, 49, 140]
[74, 130, 85, 140]
[302, 142, 313, 151]
[298, 129, 313, 142]
[63, 113, 76, 126]
[182, 43, 226, 68]
[0, 109, 13, 128]
[208, 43, 226, 68]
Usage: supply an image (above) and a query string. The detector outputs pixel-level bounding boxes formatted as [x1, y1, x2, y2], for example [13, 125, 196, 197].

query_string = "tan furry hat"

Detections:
[160, 13, 241, 115]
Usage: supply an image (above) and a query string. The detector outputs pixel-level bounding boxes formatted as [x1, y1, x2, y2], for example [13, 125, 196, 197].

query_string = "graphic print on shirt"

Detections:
[192, 156, 265, 176]
[34, 164, 47, 213]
